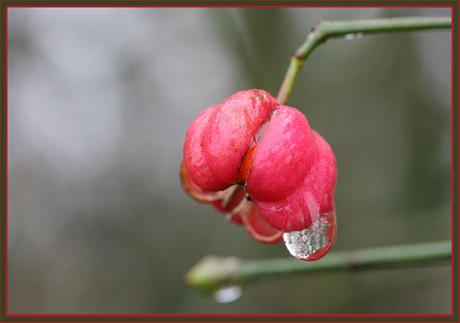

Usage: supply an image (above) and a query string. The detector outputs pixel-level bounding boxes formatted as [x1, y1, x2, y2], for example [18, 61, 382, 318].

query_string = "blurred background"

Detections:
[7, 7, 451, 314]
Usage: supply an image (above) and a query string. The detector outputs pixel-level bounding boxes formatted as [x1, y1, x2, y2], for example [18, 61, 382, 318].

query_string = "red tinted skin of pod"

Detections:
[181, 89, 337, 260]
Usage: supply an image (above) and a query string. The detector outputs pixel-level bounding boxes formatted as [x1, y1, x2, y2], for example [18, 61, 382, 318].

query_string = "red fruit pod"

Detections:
[184, 90, 278, 191]
[183, 105, 225, 191]
[254, 130, 337, 232]
[244, 105, 317, 204]
[181, 89, 337, 261]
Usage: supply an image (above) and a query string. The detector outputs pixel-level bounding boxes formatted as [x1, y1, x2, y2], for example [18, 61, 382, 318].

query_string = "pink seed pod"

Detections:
[181, 89, 337, 260]
[184, 90, 278, 191]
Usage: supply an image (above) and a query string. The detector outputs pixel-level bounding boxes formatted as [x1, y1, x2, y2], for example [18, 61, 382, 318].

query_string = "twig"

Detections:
[276, 16, 452, 104]
[184, 241, 451, 295]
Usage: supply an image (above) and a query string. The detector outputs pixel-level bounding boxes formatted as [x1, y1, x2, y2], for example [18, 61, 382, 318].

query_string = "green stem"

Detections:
[276, 16, 452, 104]
[240, 240, 451, 281]
[184, 241, 451, 295]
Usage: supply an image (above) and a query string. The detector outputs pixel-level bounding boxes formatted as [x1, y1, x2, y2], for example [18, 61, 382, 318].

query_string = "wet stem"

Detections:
[276, 16, 452, 105]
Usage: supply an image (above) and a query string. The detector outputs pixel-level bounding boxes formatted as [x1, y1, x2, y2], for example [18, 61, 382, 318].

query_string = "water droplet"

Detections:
[344, 33, 356, 40]
[344, 33, 363, 40]
[214, 285, 243, 303]
[283, 210, 337, 261]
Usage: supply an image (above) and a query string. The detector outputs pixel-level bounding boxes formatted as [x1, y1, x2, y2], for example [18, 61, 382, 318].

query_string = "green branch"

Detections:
[276, 16, 452, 104]
[184, 241, 451, 296]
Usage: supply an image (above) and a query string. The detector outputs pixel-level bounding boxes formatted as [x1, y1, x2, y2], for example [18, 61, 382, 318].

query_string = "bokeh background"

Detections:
[7, 7, 452, 314]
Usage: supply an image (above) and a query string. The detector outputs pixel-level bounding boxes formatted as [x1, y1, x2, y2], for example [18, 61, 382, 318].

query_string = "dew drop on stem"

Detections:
[344, 32, 363, 40]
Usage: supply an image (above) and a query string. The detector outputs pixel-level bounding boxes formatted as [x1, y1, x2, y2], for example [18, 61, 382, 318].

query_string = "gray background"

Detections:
[7, 7, 451, 314]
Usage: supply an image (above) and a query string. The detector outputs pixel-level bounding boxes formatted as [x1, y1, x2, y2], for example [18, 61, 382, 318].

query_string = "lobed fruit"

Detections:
[181, 89, 337, 246]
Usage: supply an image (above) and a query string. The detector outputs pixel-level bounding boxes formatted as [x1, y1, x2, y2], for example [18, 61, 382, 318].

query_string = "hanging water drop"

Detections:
[214, 284, 242, 303]
[283, 209, 337, 261]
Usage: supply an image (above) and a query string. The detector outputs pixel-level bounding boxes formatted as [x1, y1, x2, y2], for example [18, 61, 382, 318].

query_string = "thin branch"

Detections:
[184, 241, 451, 295]
[276, 16, 452, 104]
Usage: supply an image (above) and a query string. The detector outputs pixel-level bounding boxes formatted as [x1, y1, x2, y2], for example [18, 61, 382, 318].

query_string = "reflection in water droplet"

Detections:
[344, 32, 363, 40]
[283, 210, 337, 261]
[345, 33, 356, 40]
[214, 285, 243, 303]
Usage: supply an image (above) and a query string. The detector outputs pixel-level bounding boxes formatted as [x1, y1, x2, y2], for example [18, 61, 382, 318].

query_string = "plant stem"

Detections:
[276, 16, 452, 104]
[240, 240, 451, 281]
[184, 241, 451, 295]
